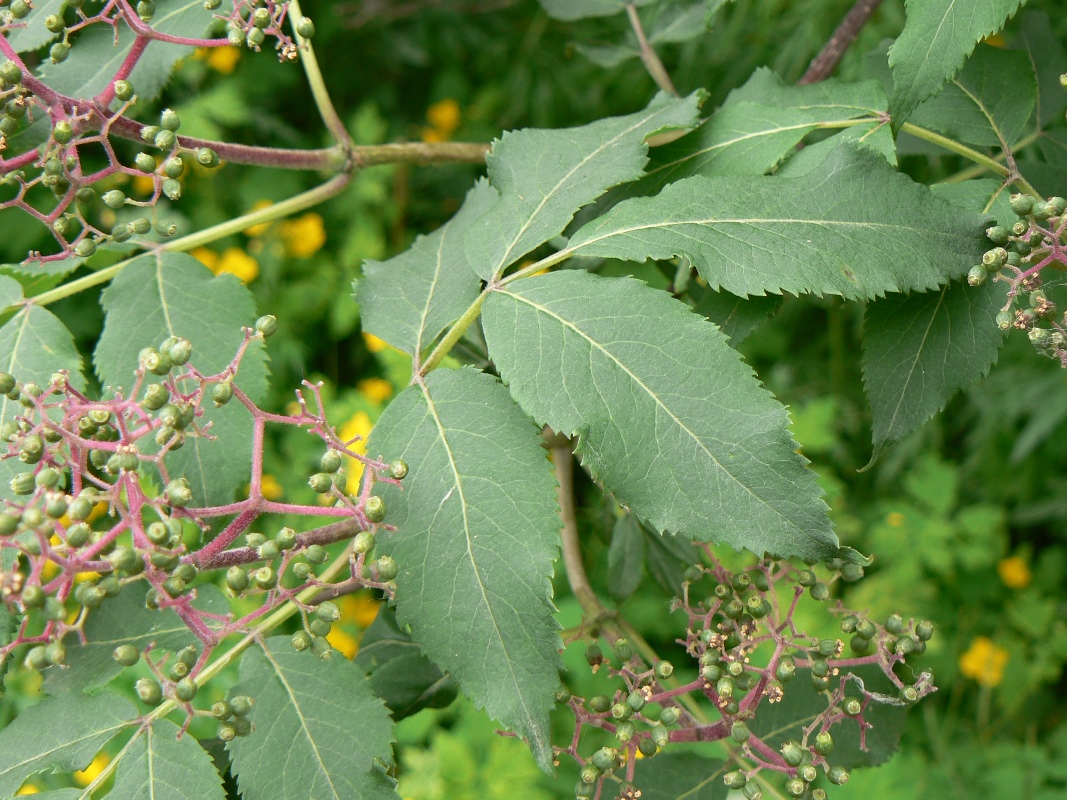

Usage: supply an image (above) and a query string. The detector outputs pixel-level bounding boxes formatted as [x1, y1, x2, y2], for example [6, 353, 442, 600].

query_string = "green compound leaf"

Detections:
[633, 752, 728, 800]
[0, 693, 137, 797]
[365, 368, 562, 769]
[908, 45, 1036, 148]
[483, 270, 843, 561]
[466, 92, 704, 281]
[569, 143, 987, 300]
[108, 719, 225, 800]
[637, 70, 887, 192]
[226, 637, 397, 800]
[358, 179, 496, 358]
[749, 666, 909, 769]
[355, 605, 458, 721]
[692, 287, 783, 344]
[38, 0, 213, 103]
[0, 304, 84, 502]
[44, 583, 229, 695]
[95, 252, 267, 507]
[888, 0, 1026, 123]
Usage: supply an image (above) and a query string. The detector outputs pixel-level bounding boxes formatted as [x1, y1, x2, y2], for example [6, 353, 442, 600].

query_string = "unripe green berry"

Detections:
[137, 0, 155, 20]
[21, 585, 46, 608]
[588, 695, 610, 713]
[50, 43, 70, 65]
[365, 495, 386, 522]
[376, 555, 398, 581]
[212, 701, 233, 720]
[163, 157, 184, 179]
[985, 225, 1009, 245]
[136, 677, 163, 705]
[850, 634, 871, 654]
[154, 129, 176, 150]
[293, 562, 312, 580]
[810, 582, 830, 601]
[843, 697, 862, 716]
[74, 239, 98, 258]
[305, 544, 328, 564]
[1048, 196, 1067, 216]
[615, 720, 636, 743]
[785, 778, 806, 797]
[255, 315, 278, 337]
[257, 540, 280, 561]
[174, 677, 197, 702]
[1033, 200, 1052, 220]
[162, 178, 182, 200]
[254, 566, 277, 589]
[162, 577, 186, 598]
[212, 381, 233, 407]
[316, 601, 341, 623]
[252, 7, 270, 27]
[0, 62, 22, 86]
[320, 450, 343, 473]
[168, 660, 190, 680]
[389, 459, 408, 479]
[247, 27, 266, 47]
[66, 523, 91, 547]
[26, 645, 50, 670]
[659, 706, 680, 725]
[291, 630, 312, 651]
[310, 635, 331, 659]
[776, 655, 796, 682]
[230, 695, 254, 716]
[114, 80, 134, 101]
[916, 620, 934, 641]
[195, 147, 220, 168]
[102, 190, 126, 209]
[226, 566, 249, 593]
[797, 569, 816, 587]
[1010, 193, 1035, 216]
[590, 747, 618, 772]
[655, 660, 673, 679]
[160, 108, 180, 131]
[113, 644, 140, 666]
[217, 722, 237, 742]
[731, 721, 750, 743]
[131, 217, 152, 234]
[308, 472, 332, 493]
[296, 17, 315, 38]
[828, 766, 849, 785]
[166, 479, 192, 508]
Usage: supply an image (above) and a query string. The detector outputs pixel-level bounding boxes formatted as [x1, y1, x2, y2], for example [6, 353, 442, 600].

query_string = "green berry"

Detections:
[843, 697, 862, 716]
[659, 706, 680, 725]
[174, 677, 197, 702]
[316, 601, 341, 623]
[996, 310, 1014, 331]
[255, 315, 278, 337]
[588, 695, 610, 713]
[308, 472, 332, 493]
[26, 645, 50, 670]
[252, 7, 270, 27]
[810, 582, 830, 601]
[162, 178, 182, 200]
[254, 566, 277, 589]
[226, 566, 249, 593]
[296, 17, 315, 38]
[797, 569, 816, 587]
[985, 225, 1010, 245]
[376, 555, 398, 581]
[389, 459, 408, 479]
[66, 523, 91, 548]
[798, 764, 817, 783]
[74, 238, 97, 258]
[212, 701, 233, 719]
[131, 217, 152, 234]
[655, 660, 673, 679]
[320, 450, 343, 473]
[856, 618, 877, 639]
[102, 190, 126, 209]
[590, 747, 618, 772]
[136, 678, 163, 705]
[306, 544, 328, 564]
[1010, 193, 1035, 216]
[137, 0, 155, 20]
[168, 660, 190, 680]
[113, 644, 140, 666]
[291, 630, 312, 651]
[785, 778, 806, 797]
[247, 27, 266, 47]
[195, 147, 220, 168]
[257, 540, 280, 560]
[114, 80, 134, 101]
[850, 634, 871, 654]
[731, 721, 750, 743]
[230, 695, 254, 716]
[8, 0, 29, 17]
[1033, 200, 1052, 221]
[916, 620, 934, 641]
[154, 129, 176, 150]
[1048, 196, 1067, 216]
[828, 766, 849, 785]
[163, 157, 184, 179]
[49, 43, 70, 65]
[212, 381, 233, 406]
[162, 577, 186, 598]
[615, 720, 636, 743]
[776, 655, 796, 682]
[364, 495, 386, 522]
[293, 562, 312, 580]
[0, 62, 22, 86]
[309, 635, 331, 659]
[21, 585, 45, 608]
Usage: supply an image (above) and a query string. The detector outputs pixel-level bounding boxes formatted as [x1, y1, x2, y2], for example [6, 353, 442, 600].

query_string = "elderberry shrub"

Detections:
[558, 551, 934, 800]
[0, 319, 404, 741]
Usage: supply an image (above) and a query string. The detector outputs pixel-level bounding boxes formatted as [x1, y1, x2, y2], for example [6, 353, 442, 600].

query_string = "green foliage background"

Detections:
[4, 0, 1067, 797]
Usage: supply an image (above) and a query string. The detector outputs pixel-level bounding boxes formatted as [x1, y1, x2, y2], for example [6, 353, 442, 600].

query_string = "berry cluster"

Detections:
[970, 193, 1067, 365]
[0, 1, 315, 263]
[558, 551, 935, 800]
[0, 317, 403, 738]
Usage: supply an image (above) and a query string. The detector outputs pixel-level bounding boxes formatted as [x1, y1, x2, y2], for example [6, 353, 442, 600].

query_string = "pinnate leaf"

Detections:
[569, 143, 987, 300]
[466, 92, 703, 280]
[483, 270, 842, 561]
[888, 0, 1026, 122]
[365, 367, 562, 768]
[108, 719, 225, 800]
[358, 179, 495, 357]
[226, 637, 397, 800]
[0, 693, 137, 797]
[95, 252, 267, 506]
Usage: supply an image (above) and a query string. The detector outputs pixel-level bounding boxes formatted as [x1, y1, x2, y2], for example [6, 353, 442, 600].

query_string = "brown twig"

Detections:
[626, 3, 678, 96]
[798, 0, 884, 85]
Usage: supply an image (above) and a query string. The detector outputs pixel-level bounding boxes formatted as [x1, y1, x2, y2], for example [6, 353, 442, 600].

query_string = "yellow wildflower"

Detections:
[339, 411, 373, 481]
[213, 247, 259, 283]
[132, 174, 156, 197]
[345, 592, 381, 628]
[260, 474, 284, 500]
[959, 636, 1009, 687]
[243, 199, 275, 237]
[326, 626, 359, 659]
[421, 98, 461, 143]
[886, 511, 905, 527]
[279, 212, 326, 259]
[73, 752, 110, 786]
[15, 784, 40, 795]
[357, 377, 393, 404]
[997, 556, 1031, 589]
[191, 247, 220, 271]
[205, 46, 241, 74]
[362, 332, 389, 353]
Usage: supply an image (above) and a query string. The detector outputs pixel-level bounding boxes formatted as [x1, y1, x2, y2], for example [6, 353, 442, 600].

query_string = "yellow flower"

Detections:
[357, 377, 393, 404]
[339, 411, 373, 481]
[426, 98, 461, 136]
[73, 752, 110, 786]
[279, 213, 326, 259]
[242, 199, 275, 237]
[260, 474, 284, 500]
[959, 636, 1009, 687]
[205, 45, 241, 74]
[326, 626, 359, 659]
[15, 784, 40, 795]
[212, 247, 259, 283]
[191, 247, 220, 271]
[886, 511, 905, 527]
[997, 556, 1031, 589]
[345, 592, 381, 628]
[132, 173, 156, 197]
[362, 332, 389, 353]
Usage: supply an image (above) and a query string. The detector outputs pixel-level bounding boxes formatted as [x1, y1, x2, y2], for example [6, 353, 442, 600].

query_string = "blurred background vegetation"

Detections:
[4, 0, 1067, 797]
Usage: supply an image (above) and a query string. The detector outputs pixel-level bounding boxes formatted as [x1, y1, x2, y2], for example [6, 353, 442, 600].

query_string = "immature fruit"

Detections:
[353, 531, 375, 555]
[655, 660, 673, 679]
[659, 706, 680, 725]
[850, 634, 871, 654]
[50, 43, 70, 64]
[376, 555, 398, 581]
[74, 239, 97, 258]
[316, 601, 341, 623]
[915, 620, 934, 641]
[113, 644, 140, 666]
[364, 495, 386, 522]
[166, 479, 192, 508]
[828, 766, 850, 785]
[776, 655, 796, 682]
[843, 697, 862, 716]
[308, 472, 332, 493]
[211, 381, 233, 407]
[160, 108, 180, 131]
[296, 17, 315, 38]
[985, 225, 1010, 245]
[320, 449, 343, 473]
[1010, 193, 1036, 216]
[797, 569, 816, 587]
[254, 566, 277, 589]
[814, 730, 834, 756]
[114, 80, 134, 101]
[731, 721, 751, 743]
[255, 315, 278, 337]
[291, 630, 311, 651]
[785, 778, 806, 797]
[26, 646, 50, 670]
[136, 678, 163, 705]
[724, 771, 746, 789]
[588, 694, 610, 713]
[1048, 196, 1067, 216]
[226, 566, 249, 593]
[230, 695, 254, 716]
[21, 585, 45, 609]
[591, 747, 618, 772]
[174, 677, 197, 702]
[195, 147, 220, 168]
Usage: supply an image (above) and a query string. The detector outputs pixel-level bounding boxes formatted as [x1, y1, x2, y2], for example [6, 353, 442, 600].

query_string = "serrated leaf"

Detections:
[38, 0, 213, 103]
[569, 143, 987, 300]
[649, 2, 709, 44]
[909, 45, 1036, 148]
[775, 120, 896, 176]
[95, 252, 267, 506]
[358, 180, 496, 358]
[630, 70, 887, 194]
[537, 0, 653, 20]
[862, 178, 1009, 457]
[0, 693, 137, 797]
[607, 513, 645, 601]
[483, 270, 841, 560]
[633, 753, 727, 800]
[6, 0, 65, 52]
[0, 304, 85, 501]
[0, 277, 21, 310]
[44, 583, 229, 695]
[748, 667, 909, 768]
[888, 0, 1026, 122]
[1019, 11, 1067, 128]
[466, 92, 704, 281]
[692, 287, 782, 344]
[227, 637, 397, 800]
[365, 367, 562, 768]
[108, 719, 225, 800]
[355, 605, 458, 720]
